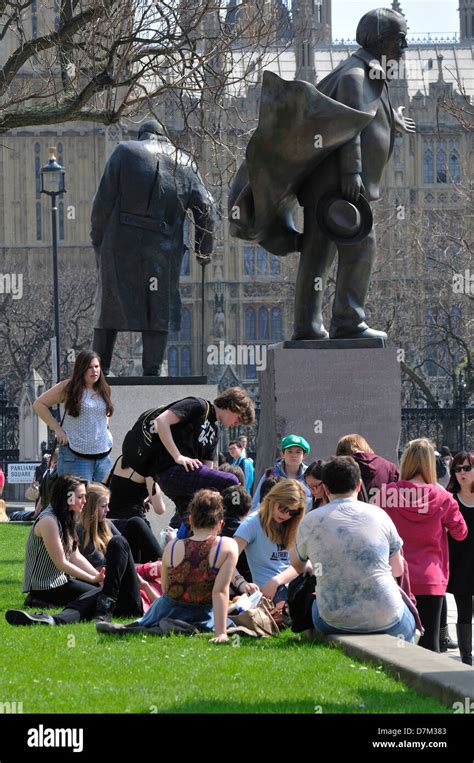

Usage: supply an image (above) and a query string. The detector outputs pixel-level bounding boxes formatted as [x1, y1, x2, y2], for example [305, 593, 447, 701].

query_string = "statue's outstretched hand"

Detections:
[341, 173, 364, 203]
[394, 106, 416, 134]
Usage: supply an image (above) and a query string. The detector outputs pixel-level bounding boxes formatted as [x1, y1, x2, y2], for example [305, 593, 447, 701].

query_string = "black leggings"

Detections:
[30, 579, 96, 608]
[453, 592, 473, 624]
[112, 517, 161, 563]
[33, 537, 143, 624]
[416, 595, 444, 652]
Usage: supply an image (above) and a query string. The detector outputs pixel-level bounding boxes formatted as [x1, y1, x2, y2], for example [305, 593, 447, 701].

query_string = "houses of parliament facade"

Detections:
[1, 1, 473, 412]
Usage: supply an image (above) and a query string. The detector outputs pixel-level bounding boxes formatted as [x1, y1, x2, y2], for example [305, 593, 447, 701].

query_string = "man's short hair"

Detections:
[228, 440, 241, 449]
[214, 387, 255, 425]
[219, 463, 245, 486]
[322, 456, 361, 495]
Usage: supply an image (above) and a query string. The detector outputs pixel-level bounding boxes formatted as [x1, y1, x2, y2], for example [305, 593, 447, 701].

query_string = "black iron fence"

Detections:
[0, 392, 19, 500]
[401, 406, 473, 454]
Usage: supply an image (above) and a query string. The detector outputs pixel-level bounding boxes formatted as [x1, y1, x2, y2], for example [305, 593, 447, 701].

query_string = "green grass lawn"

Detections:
[0, 525, 450, 714]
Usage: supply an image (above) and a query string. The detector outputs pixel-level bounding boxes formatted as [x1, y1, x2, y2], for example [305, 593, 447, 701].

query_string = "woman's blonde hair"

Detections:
[0, 499, 8, 522]
[259, 479, 306, 548]
[336, 434, 374, 455]
[80, 483, 112, 554]
[400, 438, 437, 485]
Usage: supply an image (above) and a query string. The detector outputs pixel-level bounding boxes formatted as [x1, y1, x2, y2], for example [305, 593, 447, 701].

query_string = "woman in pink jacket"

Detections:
[372, 438, 467, 652]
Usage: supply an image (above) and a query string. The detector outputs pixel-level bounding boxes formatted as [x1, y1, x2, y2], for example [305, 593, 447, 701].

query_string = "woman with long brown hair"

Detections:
[446, 450, 474, 666]
[33, 350, 114, 482]
[234, 479, 307, 603]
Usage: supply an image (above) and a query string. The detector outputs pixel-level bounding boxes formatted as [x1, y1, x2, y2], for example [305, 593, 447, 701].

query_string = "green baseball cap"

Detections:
[280, 434, 310, 455]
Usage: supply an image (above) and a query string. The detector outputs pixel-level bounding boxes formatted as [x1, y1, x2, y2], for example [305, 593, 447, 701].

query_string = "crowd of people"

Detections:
[3, 350, 473, 665]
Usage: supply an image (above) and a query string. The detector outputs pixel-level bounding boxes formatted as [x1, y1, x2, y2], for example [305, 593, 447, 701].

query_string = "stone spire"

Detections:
[293, 0, 332, 84]
[459, 0, 474, 41]
[391, 0, 404, 15]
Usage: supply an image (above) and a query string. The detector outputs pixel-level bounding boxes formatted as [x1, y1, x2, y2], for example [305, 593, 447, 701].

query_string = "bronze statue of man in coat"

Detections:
[91, 120, 214, 375]
[229, 8, 415, 341]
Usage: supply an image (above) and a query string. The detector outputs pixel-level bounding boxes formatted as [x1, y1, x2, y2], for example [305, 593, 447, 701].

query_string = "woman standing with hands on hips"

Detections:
[33, 350, 113, 483]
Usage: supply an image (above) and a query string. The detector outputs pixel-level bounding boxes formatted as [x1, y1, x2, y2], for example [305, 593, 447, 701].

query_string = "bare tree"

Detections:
[0, 0, 287, 134]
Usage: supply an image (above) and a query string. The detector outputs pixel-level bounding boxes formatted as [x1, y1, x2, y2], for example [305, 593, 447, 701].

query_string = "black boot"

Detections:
[6, 610, 57, 626]
[456, 623, 473, 666]
[439, 625, 458, 652]
[93, 594, 116, 623]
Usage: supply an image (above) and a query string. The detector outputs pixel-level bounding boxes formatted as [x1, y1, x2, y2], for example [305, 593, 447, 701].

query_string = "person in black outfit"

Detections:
[447, 450, 474, 666]
[108, 454, 164, 562]
[221, 485, 252, 584]
[123, 387, 255, 529]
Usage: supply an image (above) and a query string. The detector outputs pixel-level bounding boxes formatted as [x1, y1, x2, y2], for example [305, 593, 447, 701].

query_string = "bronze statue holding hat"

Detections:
[229, 7, 415, 341]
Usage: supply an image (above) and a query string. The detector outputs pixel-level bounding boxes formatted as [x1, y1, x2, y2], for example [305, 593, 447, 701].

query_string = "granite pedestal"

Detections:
[256, 342, 401, 481]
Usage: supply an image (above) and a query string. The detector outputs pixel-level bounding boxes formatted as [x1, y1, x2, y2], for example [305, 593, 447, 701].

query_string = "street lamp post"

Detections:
[457, 371, 468, 451]
[40, 147, 66, 386]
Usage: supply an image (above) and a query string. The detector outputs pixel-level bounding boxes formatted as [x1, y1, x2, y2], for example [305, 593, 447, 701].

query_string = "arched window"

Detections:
[258, 307, 269, 339]
[423, 141, 434, 184]
[245, 364, 257, 379]
[59, 201, 65, 240]
[181, 307, 191, 340]
[181, 347, 192, 376]
[436, 141, 447, 183]
[168, 347, 178, 377]
[35, 156, 41, 196]
[271, 308, 282, 340]
[449, 147, 460, 182]
[181, 247, 190, 276]
[245, 308, 256, 340]
[257, 246, 268, 274]
[35, 202, 42, 241]
[244, 246, 255, 275]
[270, 255, 281, 275]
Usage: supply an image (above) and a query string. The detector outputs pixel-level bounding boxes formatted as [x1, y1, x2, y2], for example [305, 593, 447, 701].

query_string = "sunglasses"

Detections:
[453, 465, 473, 474]
[278, 506, 301, 518]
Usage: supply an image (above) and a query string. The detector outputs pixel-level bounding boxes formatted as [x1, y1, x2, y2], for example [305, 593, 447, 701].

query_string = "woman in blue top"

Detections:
[33, 350, 114, 483]
[234, 479, 307, 603]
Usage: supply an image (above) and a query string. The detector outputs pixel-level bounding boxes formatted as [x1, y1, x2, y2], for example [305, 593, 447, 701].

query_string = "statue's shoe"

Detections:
[329, 326, 387, 341]
[291, 327, 329, 340]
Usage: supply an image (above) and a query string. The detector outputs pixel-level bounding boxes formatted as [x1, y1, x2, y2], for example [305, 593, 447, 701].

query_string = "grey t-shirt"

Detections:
[296, 497, 404, 632]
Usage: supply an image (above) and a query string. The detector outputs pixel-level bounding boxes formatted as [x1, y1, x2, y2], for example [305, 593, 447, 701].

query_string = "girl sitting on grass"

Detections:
[77, 483, 162, 614]
[98, 489, 238, 643]
[234, 480, 307, 604]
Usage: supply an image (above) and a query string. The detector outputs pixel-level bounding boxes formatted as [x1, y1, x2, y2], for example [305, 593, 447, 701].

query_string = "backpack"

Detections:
[122, 399, 211, 477]
[287, 572, 317, 633]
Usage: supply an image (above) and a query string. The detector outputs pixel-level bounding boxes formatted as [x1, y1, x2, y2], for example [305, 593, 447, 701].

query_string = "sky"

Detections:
[330, 1, 459, 40]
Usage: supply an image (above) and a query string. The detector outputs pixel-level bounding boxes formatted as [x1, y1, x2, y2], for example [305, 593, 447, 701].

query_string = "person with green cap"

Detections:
[251, 434, 312, 512]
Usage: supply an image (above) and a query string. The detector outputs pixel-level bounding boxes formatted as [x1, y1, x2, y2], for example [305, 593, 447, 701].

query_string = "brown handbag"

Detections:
[229, 596, 280, 638]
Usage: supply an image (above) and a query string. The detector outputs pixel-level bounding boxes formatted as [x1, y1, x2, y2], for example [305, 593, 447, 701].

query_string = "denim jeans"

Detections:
[311, 599, 416, 643]
[57, 444, 112, 482]
[136, 594, 214, 631]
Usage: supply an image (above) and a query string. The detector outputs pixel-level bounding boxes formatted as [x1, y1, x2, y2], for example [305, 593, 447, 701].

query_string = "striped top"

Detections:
[23, 509, 69, 592]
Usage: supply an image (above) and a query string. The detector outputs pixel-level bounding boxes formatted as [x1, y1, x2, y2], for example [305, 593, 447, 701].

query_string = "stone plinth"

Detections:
[256, 344, 401, 480]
